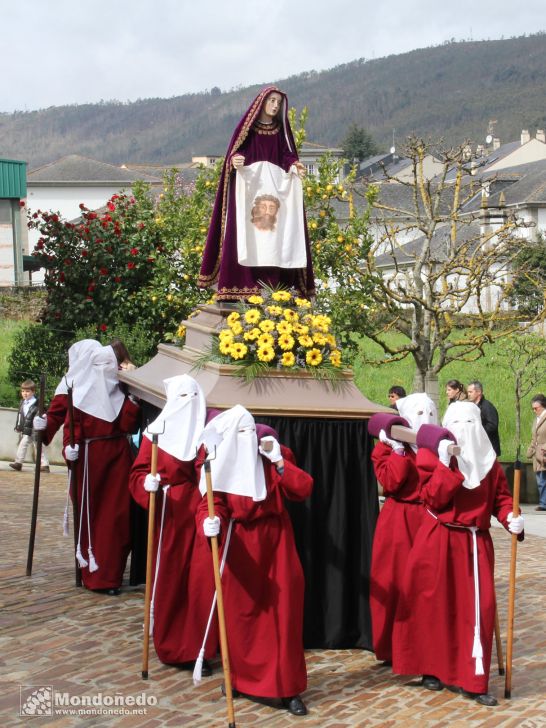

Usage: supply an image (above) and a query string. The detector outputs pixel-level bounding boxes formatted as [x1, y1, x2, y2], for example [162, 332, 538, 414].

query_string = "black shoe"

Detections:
[220, 682, 240, 698]
[461, 690, 498, 706]
[422, 675, 443, 691]
[381, 659, 392, 667]
[535, 506, 546, 512]
[281, 695, 307, 716]
[9, 462, 22, 471]
[40, 466, 50, 473]
[106, 588, 121, 596]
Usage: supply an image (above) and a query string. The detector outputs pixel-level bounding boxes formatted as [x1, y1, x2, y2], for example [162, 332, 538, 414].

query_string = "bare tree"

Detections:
[351, 136, 545, 395]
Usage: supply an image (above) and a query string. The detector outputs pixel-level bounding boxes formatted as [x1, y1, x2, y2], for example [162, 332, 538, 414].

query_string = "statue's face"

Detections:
[263, 92, 282, 119]
[258, 199, 278, 217]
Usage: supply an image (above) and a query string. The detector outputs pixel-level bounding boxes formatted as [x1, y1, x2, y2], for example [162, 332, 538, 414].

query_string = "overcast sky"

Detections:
[2, 0, 544, 112]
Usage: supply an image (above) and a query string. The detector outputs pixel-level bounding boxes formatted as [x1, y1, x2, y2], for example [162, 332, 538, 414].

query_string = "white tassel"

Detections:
[192, 647, 205, 686]
[63, 505, 69, 537]
[88, 547, 99, 572]
[472, 628, 484, 675]
[149, 603, 154, 636]
[76, 544, 88, 568]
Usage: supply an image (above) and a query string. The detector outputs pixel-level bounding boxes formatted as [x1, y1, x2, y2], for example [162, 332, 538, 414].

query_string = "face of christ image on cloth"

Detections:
[250, 194, 281, 231]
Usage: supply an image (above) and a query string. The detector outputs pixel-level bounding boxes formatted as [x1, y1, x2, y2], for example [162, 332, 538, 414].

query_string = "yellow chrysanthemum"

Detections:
[257, 345, 275, 362]
[306, 348, 323, 366]
[244, 308, 261, 324]
[176, 324, 186, 338]
[278, 334, 295, 351]
[313, 333, 327, 346]
[230, 321, 243, 335]
[281, 351, 296, 367]
[259, 320, 275, 333]
[293, 323, 309, 335]
[294, 297, 312, 308]
[330, 350, 342, 367]
[257, 333, 275, 348]
[247, 295, 264, 305]
[219, 328, 234, 341]
[266, 305, 283, 317]
[219, 340, 232, 355]
[271, 290, 292, 302]
[283, 309, 299, 323]
[243, 327, 261, 341]
[227, 311, 240, 326]
[230, 342, 248, 360]
[298, 335, 314, 348]
[326, 333, 337, 347]
[276, 320, 293, 335]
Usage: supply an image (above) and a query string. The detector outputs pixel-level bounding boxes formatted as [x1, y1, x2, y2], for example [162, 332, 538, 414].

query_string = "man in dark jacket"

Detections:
[467, 381, 501, 456]
[9, 379, 50, 472]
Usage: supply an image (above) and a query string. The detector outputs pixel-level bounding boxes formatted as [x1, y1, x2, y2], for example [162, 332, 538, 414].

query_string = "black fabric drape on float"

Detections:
[257, 416, 378, 650]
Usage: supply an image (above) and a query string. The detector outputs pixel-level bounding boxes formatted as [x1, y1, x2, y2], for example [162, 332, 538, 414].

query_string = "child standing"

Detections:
[10, 379, 50, 472]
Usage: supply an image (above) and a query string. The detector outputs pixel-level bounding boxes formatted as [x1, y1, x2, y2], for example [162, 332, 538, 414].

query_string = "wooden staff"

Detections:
[66, 381, 82, 587]
[494, 600, 504, 675]
[390, 424, 461, 455]
[204, 451, 236, 728]
[142, 428, 161, 680]
[26, 373, 46, 576]
[504, 457, 522, 698]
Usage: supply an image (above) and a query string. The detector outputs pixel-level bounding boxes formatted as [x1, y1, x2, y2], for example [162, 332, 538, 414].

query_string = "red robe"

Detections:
[129, 438, 217, 665]
[196, 447, 313, 698]
[392, 450, 517, 694]
[64, 398, 140, 590]
[42, 394, 69, 445]
[370, 443, 423, 661]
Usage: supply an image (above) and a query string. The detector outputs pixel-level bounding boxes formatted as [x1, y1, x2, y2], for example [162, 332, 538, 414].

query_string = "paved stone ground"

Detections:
[1, 463, 545, 727]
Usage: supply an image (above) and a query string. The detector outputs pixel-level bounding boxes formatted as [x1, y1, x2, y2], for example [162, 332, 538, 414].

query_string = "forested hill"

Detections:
[3, 34, 546, 168]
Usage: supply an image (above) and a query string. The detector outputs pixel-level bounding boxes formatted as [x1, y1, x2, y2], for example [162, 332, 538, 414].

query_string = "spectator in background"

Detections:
[526, 394, 546, 512]
[9, 379, 50, 473]
[388, 386, 407, 409]
[445, 379, 466, 405]
[467, 381, 501, 456]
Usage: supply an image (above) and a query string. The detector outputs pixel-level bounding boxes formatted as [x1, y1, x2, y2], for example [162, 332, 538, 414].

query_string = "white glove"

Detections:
[64, 444, 79, 462]
[259, 436, 283, 463]
[378, 429, 404, 455]
[203, 516, 220, 537]
[507, 512, 524, 535]
[144, 473, 160, 492]
[438, 439, 452, 467]
[33, 414, 47, 431]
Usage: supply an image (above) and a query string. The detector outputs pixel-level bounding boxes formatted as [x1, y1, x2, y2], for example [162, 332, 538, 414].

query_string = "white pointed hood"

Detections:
[74, 344, 125, 422]
[442, 401, 497, 489]
[145, 375, 206, 461]
[55, 339, 102, 396]
[198, 404, 266, 501]
[396, 392, 438, 451]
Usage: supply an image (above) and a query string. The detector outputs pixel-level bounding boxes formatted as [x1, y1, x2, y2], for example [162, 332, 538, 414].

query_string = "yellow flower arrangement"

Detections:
[211, 286, 344, 381]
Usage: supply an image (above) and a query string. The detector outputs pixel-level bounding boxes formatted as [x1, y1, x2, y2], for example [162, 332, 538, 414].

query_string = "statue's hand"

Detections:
[232, 154, 245, 169]
[292, 162, 306, 179]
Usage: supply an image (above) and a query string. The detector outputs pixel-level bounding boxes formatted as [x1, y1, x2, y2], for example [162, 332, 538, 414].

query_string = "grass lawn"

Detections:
[0, 320, 27, 409]
[353, 334, 546, 462]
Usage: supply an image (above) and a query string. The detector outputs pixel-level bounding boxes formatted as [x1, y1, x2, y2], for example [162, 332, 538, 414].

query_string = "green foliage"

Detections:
[508, 235, 546, 316]
[341, 123, 379, 162]
[28, 166, 220, 350]
[7, 323, 70, 403]
[74, 321, 159, 366]
[0, 320, 28, 407]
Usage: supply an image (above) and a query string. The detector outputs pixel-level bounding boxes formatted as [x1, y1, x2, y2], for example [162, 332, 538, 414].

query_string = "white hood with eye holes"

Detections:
[396, 392, 438, 452]
[198, 404, 266, 501]
[442, 401, 497, 489]
[145, 375, 206, 461]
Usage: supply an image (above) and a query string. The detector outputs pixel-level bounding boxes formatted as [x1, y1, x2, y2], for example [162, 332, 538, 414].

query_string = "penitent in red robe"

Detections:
[370, 442, 423, 662]
[42, 394, 69, 444]
[62, 398, 140, 590]
[129, 438, 217, 665]
[392, 449, 519, 694]
[196, 447, 313, 698]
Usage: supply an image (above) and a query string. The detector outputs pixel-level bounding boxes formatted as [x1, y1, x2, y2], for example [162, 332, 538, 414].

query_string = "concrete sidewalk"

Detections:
[1, 467, 545, 727]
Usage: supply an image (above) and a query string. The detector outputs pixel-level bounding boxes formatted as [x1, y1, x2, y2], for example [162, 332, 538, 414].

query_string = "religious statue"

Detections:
[198, 86, 315, 301]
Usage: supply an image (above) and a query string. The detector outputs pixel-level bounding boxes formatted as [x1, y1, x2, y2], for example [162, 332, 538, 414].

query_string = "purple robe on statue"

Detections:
[199, 86, 315, 301]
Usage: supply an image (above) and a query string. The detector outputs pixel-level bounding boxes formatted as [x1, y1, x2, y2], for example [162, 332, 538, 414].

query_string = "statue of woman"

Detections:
[198, 86, 315, 301]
